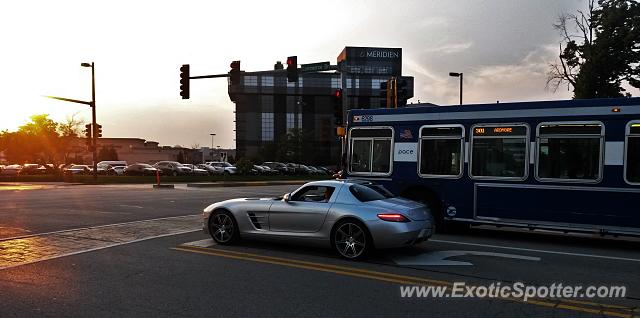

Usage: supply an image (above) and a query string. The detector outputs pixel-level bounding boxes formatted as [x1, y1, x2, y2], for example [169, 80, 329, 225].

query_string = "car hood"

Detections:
[367, 197, 429, 221]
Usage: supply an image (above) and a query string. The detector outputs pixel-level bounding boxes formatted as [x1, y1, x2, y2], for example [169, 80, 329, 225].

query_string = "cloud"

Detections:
[422, 42, 473, 54]
[407, 45, 572, 105]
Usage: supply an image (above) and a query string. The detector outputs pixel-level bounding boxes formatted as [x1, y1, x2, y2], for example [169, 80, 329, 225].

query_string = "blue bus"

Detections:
[345, 97, 640, 236]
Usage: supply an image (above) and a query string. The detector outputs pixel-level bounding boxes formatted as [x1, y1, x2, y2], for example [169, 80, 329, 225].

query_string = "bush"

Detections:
[234, 158, 254, 175]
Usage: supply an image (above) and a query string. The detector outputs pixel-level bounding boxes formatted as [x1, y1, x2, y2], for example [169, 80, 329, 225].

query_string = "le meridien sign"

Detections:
[337, 46, 402, 75]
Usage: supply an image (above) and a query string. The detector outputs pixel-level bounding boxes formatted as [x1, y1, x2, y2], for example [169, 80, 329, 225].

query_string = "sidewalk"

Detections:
[185, 180, 312, 188]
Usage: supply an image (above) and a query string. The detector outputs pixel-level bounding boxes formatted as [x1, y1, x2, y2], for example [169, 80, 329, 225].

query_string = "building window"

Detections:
[261, 95, 273, 112]
[349, 128, 393, 175]
[261, 113, 274, 141]
[471, 124, 528, 179]
[419, 126, 464, 177]
[261, 76, 274, 87]
[286, 113, 295, 132]
[626, 122, 640, 184]
[536, 122, 603, 182]
[331, 77, 340, 89]
[244, 76, 258, 86]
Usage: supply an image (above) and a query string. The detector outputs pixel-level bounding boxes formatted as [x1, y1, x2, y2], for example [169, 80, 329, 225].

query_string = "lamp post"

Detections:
[449, 72, 463, 105]
[44, 62, 98, 180]
[81, 62, 98, 180]
[210, 133, 216, 161]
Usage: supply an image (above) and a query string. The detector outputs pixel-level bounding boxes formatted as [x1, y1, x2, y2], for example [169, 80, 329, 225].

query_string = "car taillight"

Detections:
[377, 213, 410, 222]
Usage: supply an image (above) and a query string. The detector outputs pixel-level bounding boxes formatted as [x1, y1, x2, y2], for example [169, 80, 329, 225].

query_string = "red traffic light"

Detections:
[334, 89, 342, 98]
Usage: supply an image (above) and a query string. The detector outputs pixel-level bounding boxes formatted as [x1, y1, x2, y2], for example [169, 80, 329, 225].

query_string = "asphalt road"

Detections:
[0, 183, 639, 317]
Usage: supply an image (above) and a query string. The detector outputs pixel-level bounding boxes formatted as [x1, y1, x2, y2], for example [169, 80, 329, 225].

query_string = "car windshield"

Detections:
[349, 183, 395, 202]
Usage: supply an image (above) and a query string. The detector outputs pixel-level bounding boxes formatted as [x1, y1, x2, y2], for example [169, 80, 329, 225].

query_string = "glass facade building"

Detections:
[228, 47, 414, 165]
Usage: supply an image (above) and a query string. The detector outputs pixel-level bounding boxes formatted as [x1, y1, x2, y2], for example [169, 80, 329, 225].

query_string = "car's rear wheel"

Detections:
[332, 220, 370, 260]
[209, 211, 239, 244]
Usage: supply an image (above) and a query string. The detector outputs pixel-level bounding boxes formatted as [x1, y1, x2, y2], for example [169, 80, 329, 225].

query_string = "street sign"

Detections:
[300, 62, 331, 72]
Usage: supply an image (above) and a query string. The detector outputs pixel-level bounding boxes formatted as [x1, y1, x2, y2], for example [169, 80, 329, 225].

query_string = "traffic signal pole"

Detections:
[90, 62, 97, 181]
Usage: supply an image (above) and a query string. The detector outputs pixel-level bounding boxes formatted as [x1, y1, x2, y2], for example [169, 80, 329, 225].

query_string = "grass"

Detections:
[0, 174, 330, 184]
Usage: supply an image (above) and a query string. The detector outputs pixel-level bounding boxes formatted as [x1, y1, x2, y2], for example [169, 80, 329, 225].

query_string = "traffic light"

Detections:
[397, 78, 408, 107]
[84, 124, 92, 139]
[286, 56, 298, 82]
[94, 124, 103, 138]
[84, 124, 92, 149]
[230, 60, 241, 85]
[332, 88, 343, 125]
[179, 64, 190, 99]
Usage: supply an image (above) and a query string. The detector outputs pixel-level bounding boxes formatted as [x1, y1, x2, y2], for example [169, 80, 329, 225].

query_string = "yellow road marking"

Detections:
[177, 245, 451, 286]
[173, 245, 636, 318]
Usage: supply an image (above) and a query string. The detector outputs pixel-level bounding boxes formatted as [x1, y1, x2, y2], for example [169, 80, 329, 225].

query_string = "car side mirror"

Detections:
[283, 193, 290, 202]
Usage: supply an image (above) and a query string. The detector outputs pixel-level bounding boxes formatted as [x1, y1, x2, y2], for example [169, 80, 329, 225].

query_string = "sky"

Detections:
[1, 0, 618, 148]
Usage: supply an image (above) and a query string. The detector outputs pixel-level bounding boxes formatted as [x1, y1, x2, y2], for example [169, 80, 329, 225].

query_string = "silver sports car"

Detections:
[202, 180, 435, 259]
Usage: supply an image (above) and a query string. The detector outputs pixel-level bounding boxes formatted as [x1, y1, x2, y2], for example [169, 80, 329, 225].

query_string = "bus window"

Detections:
[537, 122, 603, 182]
[348, 127, 393, 175]
[419, 126, 464, 177]
[350, 139, 372, 172]
[471, 124, 528, 179]
[626, 122, 640, 184]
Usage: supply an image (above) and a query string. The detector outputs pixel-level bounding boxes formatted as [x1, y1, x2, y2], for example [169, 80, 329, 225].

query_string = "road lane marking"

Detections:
[0, 215, 201, 270]
[173, 245, 636, 318]
[175, 245, 452, 286]
[118, 204, 144, 209]
[430, 239, 640, 263]
[390, 250, 541, 266]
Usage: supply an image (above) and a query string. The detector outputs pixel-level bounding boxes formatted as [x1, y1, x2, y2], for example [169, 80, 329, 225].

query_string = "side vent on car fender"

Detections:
[247, 212, 267, 230]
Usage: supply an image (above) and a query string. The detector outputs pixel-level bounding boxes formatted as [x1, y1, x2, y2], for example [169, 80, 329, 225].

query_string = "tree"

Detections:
[547, 0, 640, 98]
[58, 113, 85, 164]
[0, 114, 60, 163]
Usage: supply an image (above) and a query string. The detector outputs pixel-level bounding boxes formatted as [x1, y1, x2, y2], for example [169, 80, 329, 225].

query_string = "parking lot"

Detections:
[0, 183, 638, 317]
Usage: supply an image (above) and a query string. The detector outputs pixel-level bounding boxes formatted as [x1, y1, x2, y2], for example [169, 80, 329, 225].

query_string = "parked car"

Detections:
[112, 166, 126, 175]
[19, 164, 47, 175]
[286, 163, 312, 175]
[64, 165, 92, 175]
[153, 161, 191, 176]
[312, 166, 333, 175]
[97, 161, 127, 168]
[259, 165, 279, 175]
[182, 164, 209, 176]
[1, 165, 22, 176]
[96, 164, 117, 175]
[262, 162, 291, 174]
[206, 161, 237, 175]
[197, 164, 223, 175]
[124, 163, 159, 176]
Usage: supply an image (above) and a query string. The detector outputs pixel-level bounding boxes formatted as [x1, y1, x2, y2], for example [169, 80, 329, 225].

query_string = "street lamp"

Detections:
[210, 133, 216, 160]
[82, 62, 97, 180]
[44, 61, 97, 180]
[449, 72, 463, 105]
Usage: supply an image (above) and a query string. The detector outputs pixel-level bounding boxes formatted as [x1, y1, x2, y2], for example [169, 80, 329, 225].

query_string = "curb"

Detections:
[153, 184, 175, 189]
[186, 180, 311, 188]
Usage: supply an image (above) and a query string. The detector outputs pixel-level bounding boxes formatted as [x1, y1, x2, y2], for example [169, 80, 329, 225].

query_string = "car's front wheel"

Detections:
[332, 220, 371, 260]
[209, 210, 239, 244]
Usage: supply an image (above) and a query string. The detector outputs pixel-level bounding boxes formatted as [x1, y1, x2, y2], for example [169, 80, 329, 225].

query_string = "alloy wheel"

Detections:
[210, 213, 235, 243]
[334, 222, 367, 259]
